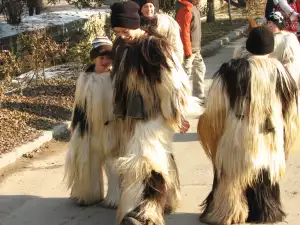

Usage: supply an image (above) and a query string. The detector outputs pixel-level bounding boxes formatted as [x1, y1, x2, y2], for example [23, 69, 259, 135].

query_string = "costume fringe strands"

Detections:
[112, 35, 190, 225]
[141, 13, 184, 63]
[64, 72, 120, 206]
[197, 56, 300, 224]
[270, 30, 300, 88]
[156, 13, 184, 64]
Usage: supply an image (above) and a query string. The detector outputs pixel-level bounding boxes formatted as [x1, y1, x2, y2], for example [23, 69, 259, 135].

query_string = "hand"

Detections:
[180, 116, 190, 134]
[69, 127, 73, 136]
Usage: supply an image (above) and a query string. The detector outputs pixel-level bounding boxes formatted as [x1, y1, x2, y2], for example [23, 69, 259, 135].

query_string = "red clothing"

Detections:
[175, 0, 193, 56]
[175, 0, 202, 57]
[276, 1, 299, 33]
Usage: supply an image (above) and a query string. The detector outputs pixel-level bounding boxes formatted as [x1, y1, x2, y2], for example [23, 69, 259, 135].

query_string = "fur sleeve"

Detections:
[73, 72, 89, 109]
[70, 72, 88, 130]
[274, 58, 300, 158]
[156, 49, 191, 131]
[197, 67, 229, 161]
[156, 14, 184, 63]
[271, 32, 300, 87]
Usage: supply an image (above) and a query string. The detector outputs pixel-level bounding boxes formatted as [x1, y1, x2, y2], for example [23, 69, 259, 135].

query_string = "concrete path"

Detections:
[1, 38, 300, 225]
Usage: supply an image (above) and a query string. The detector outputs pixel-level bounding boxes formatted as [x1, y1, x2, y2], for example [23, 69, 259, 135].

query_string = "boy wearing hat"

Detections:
[197, 26, 300, 225]
[87, 36, 113, 74]
[107, 1, 191, 224]
[267, 11, 300, 87]
[65, 36, 119, 206]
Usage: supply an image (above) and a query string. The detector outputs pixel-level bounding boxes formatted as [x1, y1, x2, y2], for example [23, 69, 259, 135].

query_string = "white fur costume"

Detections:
[64, 70, 120, 206]
[197, 56, 300, 224]
[233, 30, 300, 87]
[156, 13, 184, 63]
[270, 30, 300, 87]
[141, 13, 184, 64]
[111, 35, 190, 225]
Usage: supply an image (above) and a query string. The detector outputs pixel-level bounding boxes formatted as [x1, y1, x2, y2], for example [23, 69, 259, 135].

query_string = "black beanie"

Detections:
[132, 0, 159, 12]
[111, 1, 141, 29]
[267, 11, 285, 30]
[136, 0, 154, 7]
[246, 26, 274, 55]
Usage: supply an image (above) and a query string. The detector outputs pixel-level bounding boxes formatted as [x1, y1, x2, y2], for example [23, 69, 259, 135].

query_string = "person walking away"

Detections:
[176, 0, 206, 106]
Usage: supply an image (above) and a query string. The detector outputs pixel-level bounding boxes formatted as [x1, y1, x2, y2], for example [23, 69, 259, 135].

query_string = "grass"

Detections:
[201, 18, 247, 46]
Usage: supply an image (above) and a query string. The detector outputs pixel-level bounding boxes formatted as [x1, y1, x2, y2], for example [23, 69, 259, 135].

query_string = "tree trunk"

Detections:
[206, 0, 215, 23]
[228, 0, 232, 24]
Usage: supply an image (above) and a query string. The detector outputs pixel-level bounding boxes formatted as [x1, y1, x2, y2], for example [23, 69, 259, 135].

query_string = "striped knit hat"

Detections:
[90, 36, 113, 60]
[92, 36, 113, 49]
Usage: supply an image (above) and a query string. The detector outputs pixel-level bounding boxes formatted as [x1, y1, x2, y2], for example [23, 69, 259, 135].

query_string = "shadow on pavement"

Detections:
[174, 133, 199, 142]
[0, 195, 206, 225]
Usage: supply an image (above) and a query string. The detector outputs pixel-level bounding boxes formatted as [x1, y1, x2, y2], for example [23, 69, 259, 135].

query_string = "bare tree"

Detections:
[206, 0, 215, 23]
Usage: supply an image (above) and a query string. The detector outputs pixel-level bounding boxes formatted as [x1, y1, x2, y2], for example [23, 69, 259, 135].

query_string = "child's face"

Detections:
[141, 3, 155, 18]
[113, 27, 142, 42]
[267, 21, 280, 33]
[94, 55, 112, 72]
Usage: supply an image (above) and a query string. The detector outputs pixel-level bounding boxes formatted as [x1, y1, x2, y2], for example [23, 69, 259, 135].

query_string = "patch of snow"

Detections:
[12, 63, 78, 83]
[0, 8, 110, 39]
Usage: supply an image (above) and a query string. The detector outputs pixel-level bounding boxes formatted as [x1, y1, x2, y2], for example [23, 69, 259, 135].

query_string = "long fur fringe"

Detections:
[156, 13, 184, 63]
[197, 56, 300, 224]
[270, 31, 300, 88]
[65, 73, 119, 205]
[112, 35, 190, 132]
[110, 35, 189, 224]
[115, 115, 180, 225]
[140, 13, 184, 64]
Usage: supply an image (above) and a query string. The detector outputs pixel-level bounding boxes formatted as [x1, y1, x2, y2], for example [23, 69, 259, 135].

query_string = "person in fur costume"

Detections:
[132, 0, 184, 63]
[109, 1, 191, 224]
[197, 26, 300, 224]
[64, 36, 120, 206]
[267, 11, 300, 87]
[234, 14, 300, 87]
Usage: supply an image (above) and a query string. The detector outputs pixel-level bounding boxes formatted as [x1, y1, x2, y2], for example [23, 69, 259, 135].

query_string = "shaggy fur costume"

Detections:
[270, 30, 300, 87]
[234, 30, 300, 88]
[64, 68, 120, 206]
[141, 13, 184, 63]
[111, 35, 190, 225]
[197, 56, 300, 224]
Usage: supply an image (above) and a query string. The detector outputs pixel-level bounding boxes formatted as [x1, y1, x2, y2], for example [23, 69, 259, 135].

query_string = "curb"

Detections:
[0, 24, 247, 171]
[201, 24, 248, 58]
[0, 121, 71, 170]
[0, 131, 52, 170]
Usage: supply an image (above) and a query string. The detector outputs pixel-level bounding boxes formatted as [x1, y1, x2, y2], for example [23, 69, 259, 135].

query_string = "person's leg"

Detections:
[192, 50, 206, 103]
[183, 53, 196, 79]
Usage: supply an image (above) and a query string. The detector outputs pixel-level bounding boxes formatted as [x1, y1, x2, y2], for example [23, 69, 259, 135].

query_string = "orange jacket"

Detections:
[176, 0, 193, 56]
[176, 0, 201, 56]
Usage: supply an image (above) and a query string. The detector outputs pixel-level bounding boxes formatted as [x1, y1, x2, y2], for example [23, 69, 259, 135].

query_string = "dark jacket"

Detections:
[175, 0, 201, 56]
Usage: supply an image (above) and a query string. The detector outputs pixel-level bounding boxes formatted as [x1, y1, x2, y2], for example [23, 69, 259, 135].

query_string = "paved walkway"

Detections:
[1, 38, 300, 225]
